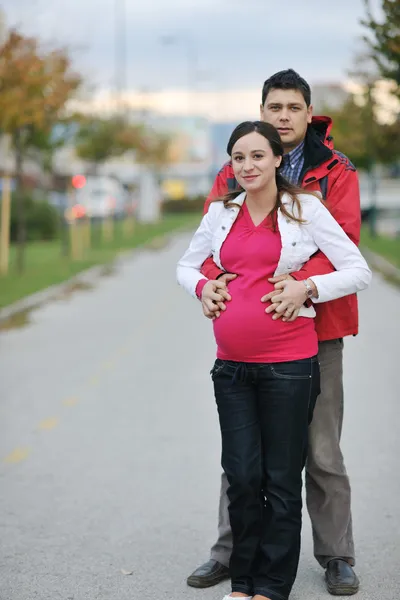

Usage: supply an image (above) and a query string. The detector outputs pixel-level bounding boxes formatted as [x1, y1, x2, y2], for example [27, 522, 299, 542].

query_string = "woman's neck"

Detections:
[245, 181, 278, 214]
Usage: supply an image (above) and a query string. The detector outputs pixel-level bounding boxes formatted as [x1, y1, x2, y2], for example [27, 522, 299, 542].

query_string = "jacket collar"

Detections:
[301, 116, 334, 177]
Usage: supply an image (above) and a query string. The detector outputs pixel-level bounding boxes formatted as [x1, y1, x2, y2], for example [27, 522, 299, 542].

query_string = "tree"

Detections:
[74, 116, 143, 172]
[134, 130, 174, 178]
[0, 29, 81, 271]
[362, 0, 400, 95]
[329, 95, 400, 170]
[26, 119, 77, 178]
[74, 115, 173, 176]
[330, 72, 400, 237]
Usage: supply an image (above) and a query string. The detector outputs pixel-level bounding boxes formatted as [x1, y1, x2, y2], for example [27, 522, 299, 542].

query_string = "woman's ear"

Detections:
[276, 157, 282, 168]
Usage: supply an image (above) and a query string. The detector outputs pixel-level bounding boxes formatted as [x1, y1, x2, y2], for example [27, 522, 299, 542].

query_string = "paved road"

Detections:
[1, 233, 399, 600]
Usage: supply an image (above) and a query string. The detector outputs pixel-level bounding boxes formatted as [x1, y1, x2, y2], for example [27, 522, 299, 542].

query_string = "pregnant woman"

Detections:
[176, 121, 371, 600]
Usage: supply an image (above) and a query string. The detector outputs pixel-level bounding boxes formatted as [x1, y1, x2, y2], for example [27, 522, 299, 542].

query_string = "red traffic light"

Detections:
[71, 174, 86, 189]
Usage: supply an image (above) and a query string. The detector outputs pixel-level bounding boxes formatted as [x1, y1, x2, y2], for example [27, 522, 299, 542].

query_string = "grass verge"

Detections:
[360, 226, 400, 269]
[0, 212, 201, 309]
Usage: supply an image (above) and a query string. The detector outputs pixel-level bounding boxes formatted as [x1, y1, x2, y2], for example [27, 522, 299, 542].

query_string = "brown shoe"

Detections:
[325, 559, 360, 595]
[186, 559, 230, 588]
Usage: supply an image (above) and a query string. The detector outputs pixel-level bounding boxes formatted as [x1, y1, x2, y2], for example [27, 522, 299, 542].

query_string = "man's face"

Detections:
[260, 88, 313, 152]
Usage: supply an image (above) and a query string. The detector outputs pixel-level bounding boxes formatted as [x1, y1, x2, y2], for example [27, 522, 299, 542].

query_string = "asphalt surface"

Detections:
[0, 232, 399, 600]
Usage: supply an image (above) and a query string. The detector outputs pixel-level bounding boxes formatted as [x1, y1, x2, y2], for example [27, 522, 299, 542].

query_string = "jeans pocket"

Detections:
[210, 359, 225, 380]
[269, 357, 313, 380]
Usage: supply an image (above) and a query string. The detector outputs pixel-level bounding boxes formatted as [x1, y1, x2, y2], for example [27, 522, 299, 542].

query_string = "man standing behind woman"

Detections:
[177, 120, 371, 600]
[188, 70, 364, 596]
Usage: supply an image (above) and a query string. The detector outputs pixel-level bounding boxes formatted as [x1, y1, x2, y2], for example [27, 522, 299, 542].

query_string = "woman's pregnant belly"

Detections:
[213, 276, 317, 363]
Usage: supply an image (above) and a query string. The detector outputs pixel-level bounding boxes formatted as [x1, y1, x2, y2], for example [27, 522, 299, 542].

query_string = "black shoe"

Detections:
[325, 559, 360, 595]
[186, 559, 230, 588]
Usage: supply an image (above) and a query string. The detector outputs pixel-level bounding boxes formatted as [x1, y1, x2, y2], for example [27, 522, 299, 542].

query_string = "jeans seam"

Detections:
[231, 584, 253, 594]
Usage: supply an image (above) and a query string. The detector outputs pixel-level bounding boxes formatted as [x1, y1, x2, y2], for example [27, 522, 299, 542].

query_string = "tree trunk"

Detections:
[88, 162, 99, 176]
[14, 129, 26, 273]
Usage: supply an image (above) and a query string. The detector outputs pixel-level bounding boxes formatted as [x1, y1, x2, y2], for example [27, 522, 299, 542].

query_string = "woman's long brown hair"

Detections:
[213, 121, 320, 228]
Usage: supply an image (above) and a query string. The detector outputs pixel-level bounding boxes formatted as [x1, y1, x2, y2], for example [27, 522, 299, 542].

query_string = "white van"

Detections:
[75, 176, 128, 218]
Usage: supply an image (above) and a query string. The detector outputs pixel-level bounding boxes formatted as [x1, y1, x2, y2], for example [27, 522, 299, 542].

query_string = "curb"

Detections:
[0, 237, 169, 325]
[0, 220, 197, 325]
[0, 250, 136, 324]
[361, 247, 400, 287]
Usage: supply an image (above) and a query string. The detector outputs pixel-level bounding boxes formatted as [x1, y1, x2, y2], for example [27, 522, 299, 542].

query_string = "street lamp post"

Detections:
[160, 34, 199, 116]
[114, 0, 127, 114]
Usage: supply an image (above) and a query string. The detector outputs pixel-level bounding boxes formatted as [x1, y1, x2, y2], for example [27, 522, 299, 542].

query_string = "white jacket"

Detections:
[176, 192, 371, 318]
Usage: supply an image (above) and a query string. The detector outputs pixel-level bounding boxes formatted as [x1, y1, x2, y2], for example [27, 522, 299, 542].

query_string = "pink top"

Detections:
[198, 203, 318, 363]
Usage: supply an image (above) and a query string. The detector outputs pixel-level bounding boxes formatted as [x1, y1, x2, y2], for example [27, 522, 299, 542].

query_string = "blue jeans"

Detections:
[212, 356, 320, 600]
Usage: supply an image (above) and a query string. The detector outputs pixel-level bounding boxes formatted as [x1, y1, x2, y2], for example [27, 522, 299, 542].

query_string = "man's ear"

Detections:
[307, 104, 313, 124]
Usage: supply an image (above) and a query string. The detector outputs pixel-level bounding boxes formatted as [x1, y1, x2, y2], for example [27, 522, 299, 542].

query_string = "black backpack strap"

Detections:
[319, 175, 328, 201]
[335, 151, 356, 172]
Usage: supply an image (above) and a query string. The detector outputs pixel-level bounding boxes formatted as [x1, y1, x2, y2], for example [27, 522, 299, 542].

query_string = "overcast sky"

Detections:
[3, 0, 383, 95]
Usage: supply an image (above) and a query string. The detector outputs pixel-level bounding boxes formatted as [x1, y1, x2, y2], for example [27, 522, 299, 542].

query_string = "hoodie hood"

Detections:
[310, 116, 334, 148]
[300, 115, 335, 177]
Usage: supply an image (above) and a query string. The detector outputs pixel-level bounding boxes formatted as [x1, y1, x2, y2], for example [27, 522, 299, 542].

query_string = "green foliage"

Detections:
[74, 117, 141, 166]
[135, 131, 173, 170]
[0, 29, 81, 134]
[74, 116, 175, 174]
[9, 195, 60, 242]
[26, 120, 76, 173]
[162, 195, 205, 214]
[361, 225, 400, 268]
[362, 0, 400, 93]
[0, 27, 82, 271]
[330, 94, 400, 169]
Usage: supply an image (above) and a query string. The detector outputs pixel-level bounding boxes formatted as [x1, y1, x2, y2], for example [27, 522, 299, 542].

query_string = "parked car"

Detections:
[74, 176, 129, 219]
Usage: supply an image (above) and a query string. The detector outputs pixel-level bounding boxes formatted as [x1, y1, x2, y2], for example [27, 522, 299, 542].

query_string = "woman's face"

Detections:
[231, 131, 282, 193]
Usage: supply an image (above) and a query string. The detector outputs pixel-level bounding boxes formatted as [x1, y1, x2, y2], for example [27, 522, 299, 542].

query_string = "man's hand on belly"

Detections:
[201, 273, 237, 320]
[261, 274, 305, 322]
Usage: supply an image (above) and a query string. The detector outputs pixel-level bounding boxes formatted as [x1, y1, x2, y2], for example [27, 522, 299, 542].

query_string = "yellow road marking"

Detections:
[102, 359, 115, 370]
[38, 417, 59, 431]
[63, 397, 79, 407]
[3, 447, 30, 464]
[3, 288, 175, 469]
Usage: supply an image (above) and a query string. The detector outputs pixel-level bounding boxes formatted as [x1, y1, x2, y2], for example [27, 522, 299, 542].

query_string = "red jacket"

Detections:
[201, 116, 361, 342]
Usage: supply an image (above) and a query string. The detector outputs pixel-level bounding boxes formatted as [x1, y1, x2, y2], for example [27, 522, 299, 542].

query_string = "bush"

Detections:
[162, 195, 205, 214]
[9, 194, 60, 242]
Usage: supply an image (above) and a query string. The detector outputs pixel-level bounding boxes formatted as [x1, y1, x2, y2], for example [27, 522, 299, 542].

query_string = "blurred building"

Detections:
[345, 79, 400, 124]
[311, 83, 349, 113]
[51, 112, 214, 199]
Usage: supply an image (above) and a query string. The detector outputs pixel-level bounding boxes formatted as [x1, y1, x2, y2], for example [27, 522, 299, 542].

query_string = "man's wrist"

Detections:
[303, 278, 318, 299]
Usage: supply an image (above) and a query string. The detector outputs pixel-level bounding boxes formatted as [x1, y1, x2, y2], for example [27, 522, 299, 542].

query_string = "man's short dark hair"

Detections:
[261, 69, 311, 107]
